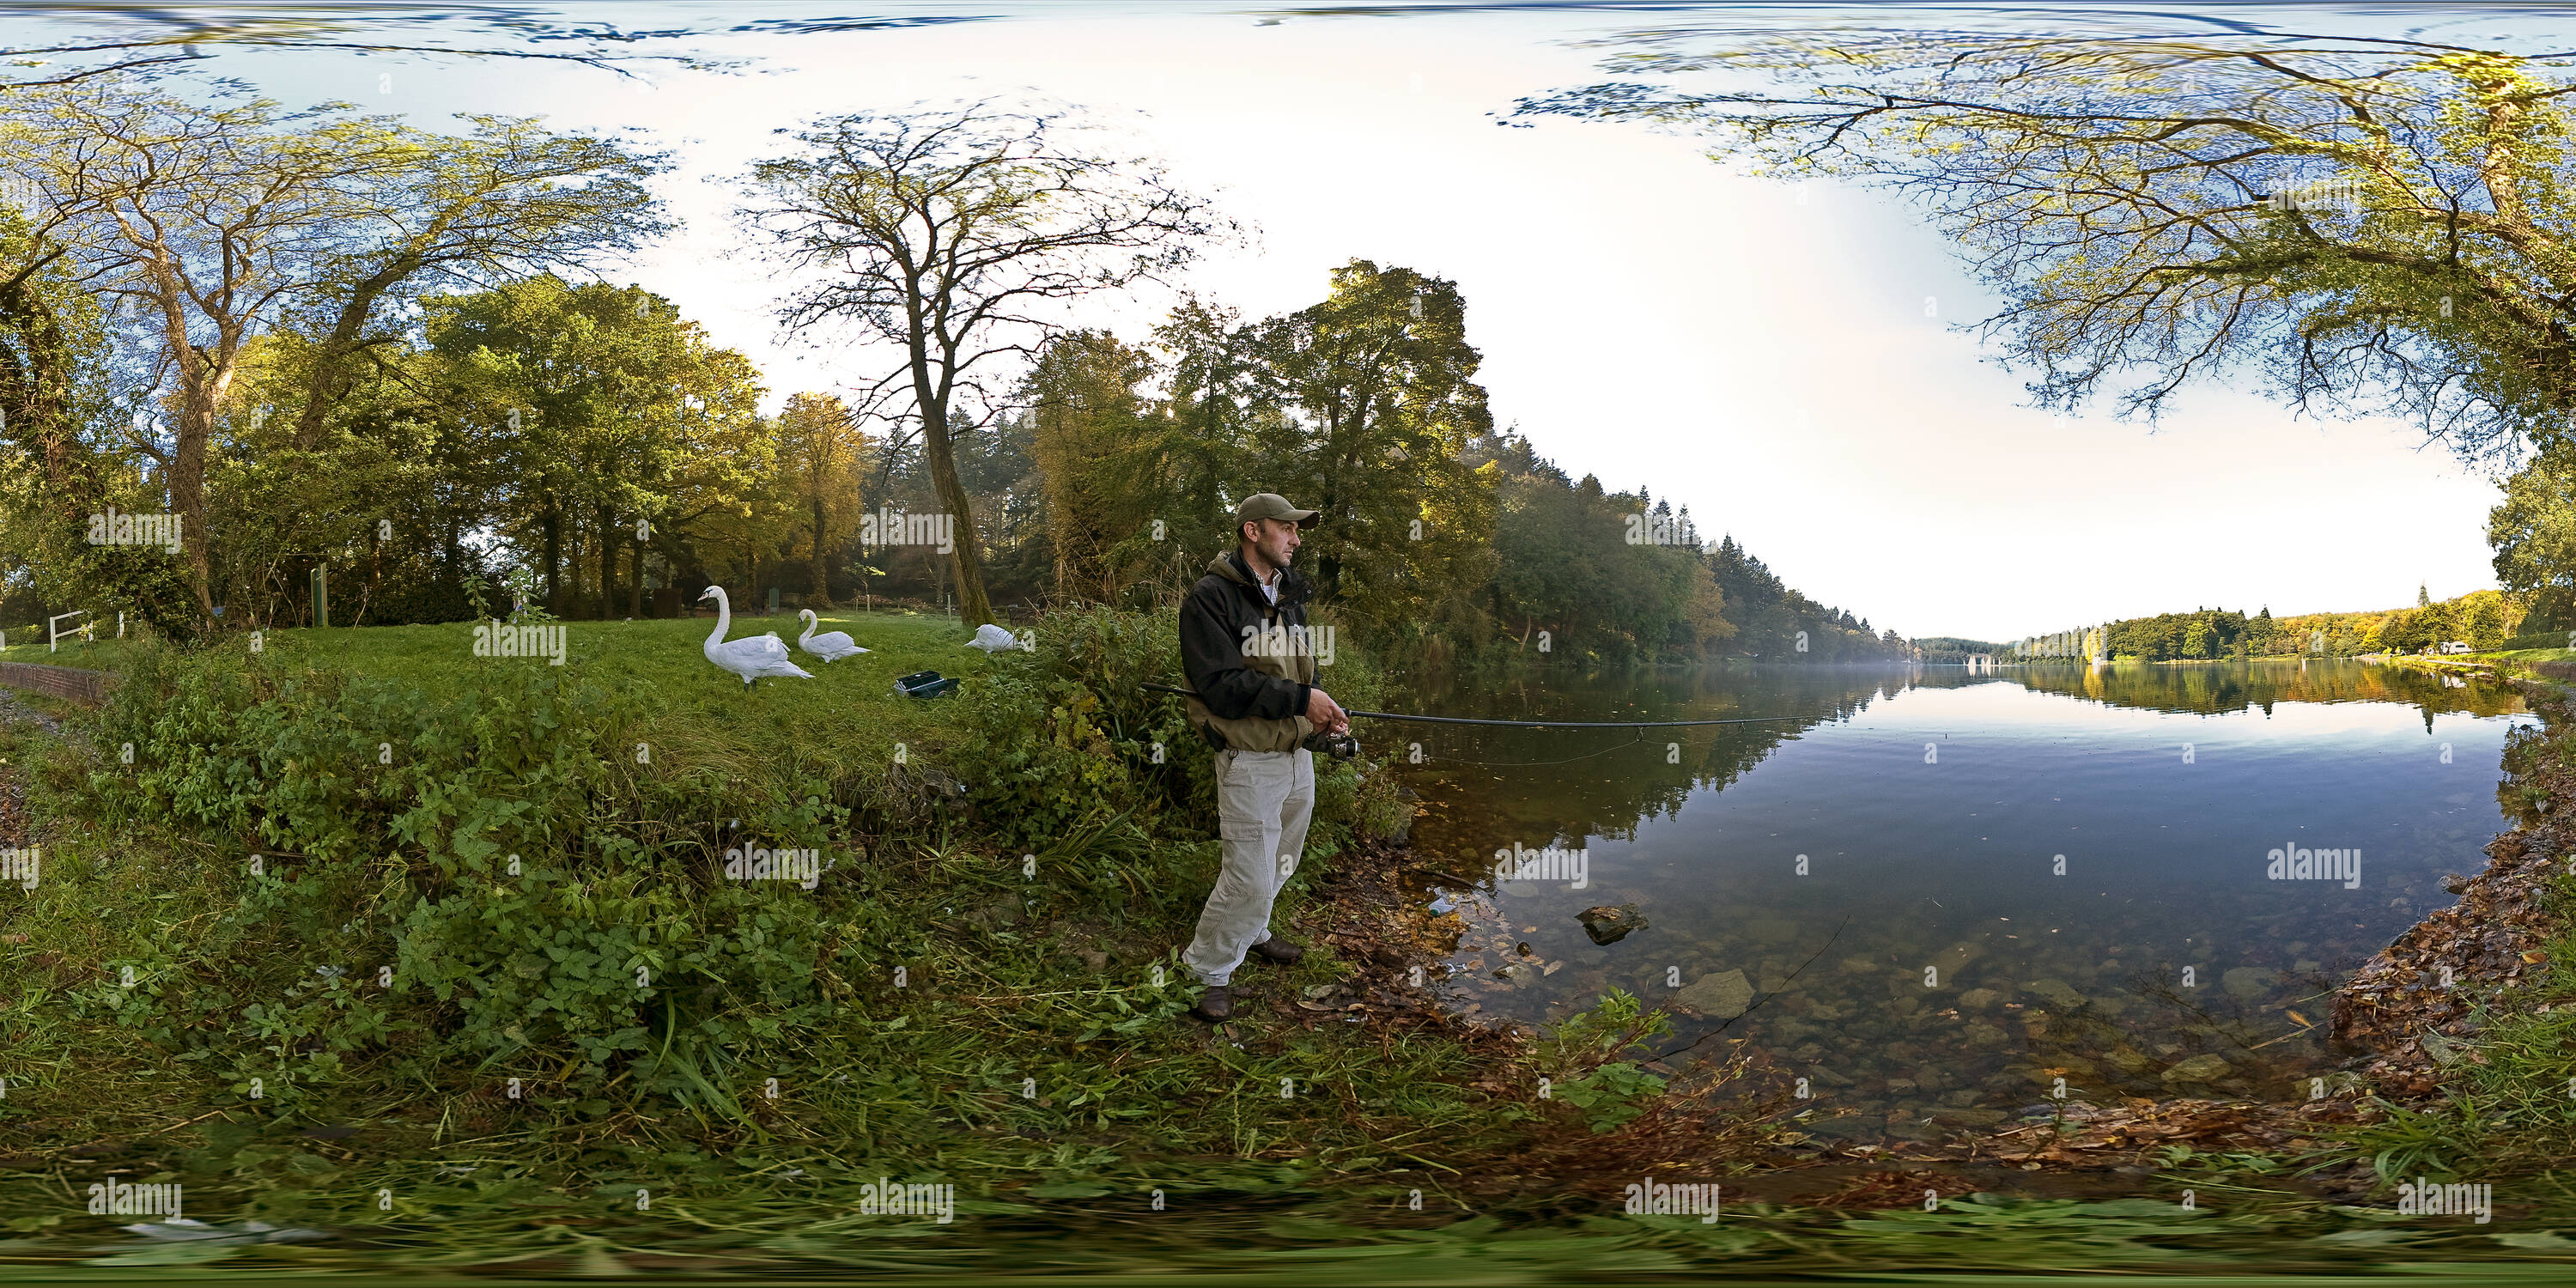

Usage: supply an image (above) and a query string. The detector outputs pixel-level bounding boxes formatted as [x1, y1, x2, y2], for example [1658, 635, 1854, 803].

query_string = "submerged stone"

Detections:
[2221, 966, 2280, 1000]
[2160, 1053, 2233, 1084]
[2026, 978, 2083, 1009]
[1577, 903, 1647, 945]
[1674, 968, 1754, 1018]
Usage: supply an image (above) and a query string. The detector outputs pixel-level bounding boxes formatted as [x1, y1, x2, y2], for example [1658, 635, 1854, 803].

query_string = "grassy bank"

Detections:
[0, 610, 1711, 1258]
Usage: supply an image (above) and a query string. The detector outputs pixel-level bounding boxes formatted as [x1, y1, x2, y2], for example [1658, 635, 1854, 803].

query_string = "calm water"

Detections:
[1391, 660, 2530, 1137]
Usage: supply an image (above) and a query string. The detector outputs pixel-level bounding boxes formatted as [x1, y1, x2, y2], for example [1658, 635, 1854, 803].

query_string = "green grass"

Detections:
[10, 607, 981, 712]
[2476, 647, 2576, 665]
[0, 608, 1578, 1273]
[7, 610, 1007, 801]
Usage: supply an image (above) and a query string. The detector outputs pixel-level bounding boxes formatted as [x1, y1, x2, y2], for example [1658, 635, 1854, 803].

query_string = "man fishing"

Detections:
[1176, 493, 1349, 1023]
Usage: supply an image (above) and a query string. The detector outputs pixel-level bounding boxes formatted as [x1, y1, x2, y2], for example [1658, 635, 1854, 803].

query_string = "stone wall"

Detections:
[0, 661, 116, 707]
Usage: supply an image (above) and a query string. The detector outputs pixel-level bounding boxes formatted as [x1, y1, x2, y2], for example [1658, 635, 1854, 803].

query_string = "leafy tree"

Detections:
[425, 277, 769, 617]
[1246, 260, 1498, 643]
[1023, 329, 1158, 605]
[2491, 448, 2576, 632]
[0, 78, 409, 618]
[283, 114, 666, 449]
[0, 77, 662, 622]
[775, 392, 872, 608]
[0, 203, 183, 630]
[1522, 33, 2576, 467]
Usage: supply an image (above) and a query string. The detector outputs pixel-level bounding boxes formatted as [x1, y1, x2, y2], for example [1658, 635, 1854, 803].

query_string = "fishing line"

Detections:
[1139, 683, 1818, 729]
[1413, 726, 1650, 768]
[1645, 914, 1853, 1065]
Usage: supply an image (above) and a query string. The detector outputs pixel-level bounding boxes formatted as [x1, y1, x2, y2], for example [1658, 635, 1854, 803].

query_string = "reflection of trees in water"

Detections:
[1388, 660, 2522, 864]
[1390, 665, 1905, 857]
[1978, 659, 2525, 722]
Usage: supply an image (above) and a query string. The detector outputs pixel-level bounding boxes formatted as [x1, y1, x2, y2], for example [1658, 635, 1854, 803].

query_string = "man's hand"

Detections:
[1305, 687, 1349, 735]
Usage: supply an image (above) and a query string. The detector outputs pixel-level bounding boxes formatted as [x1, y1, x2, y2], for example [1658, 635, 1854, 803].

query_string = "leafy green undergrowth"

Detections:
[0, 605, 1548, 1240]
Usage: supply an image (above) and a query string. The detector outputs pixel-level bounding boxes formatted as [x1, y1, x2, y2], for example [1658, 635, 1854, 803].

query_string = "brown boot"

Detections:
[1249, 935, 1304, 966]
[1190, 984, 1236, 1023]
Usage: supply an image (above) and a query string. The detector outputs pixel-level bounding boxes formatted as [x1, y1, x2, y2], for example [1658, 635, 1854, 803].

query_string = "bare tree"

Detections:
[739, 99, 1237, 629]
[1519, 30, 2576, 468]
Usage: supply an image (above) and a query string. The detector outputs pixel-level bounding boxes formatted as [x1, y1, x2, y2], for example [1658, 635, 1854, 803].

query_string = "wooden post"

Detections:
[313, 566, 329, 629]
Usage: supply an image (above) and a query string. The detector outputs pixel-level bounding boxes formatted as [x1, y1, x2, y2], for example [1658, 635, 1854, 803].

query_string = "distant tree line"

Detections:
[2081, 592, 2522, 661]
[1914, 636, 2008, 664]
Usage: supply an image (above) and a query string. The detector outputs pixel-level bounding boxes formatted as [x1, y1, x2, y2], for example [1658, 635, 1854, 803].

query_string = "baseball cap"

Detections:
[1235, 493, 1320, 530]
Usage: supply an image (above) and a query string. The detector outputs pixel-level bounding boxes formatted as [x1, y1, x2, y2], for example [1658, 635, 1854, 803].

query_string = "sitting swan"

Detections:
[797, 609, 868, 661]
[699, 586, 814, 689]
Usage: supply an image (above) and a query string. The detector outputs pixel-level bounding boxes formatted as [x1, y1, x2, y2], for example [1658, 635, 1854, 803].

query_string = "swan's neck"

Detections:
[706, 588, 730, 651]
[799, 611, 816, 644]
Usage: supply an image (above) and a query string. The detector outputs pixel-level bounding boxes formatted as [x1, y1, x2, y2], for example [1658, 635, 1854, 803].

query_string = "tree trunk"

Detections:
[597, 502, 616, 618]
[911, 376, 992, 628]
[810, 492, 830, 608]
[292, 259, 413, 450]
[541, 507, 561, 614]
[172, 375, 220, 623]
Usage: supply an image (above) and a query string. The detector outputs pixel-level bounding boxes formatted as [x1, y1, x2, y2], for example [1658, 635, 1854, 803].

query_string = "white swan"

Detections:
[797, 608, 868, 661]
[967, 623, 1028, 652]
[699, 586, 814, 689]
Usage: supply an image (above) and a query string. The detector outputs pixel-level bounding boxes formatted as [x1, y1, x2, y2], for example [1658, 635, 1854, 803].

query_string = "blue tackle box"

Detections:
[894, 670, 959, 699]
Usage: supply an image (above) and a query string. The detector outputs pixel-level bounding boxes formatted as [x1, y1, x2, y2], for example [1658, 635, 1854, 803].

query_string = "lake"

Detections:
[1388, 659, 2531, 1139]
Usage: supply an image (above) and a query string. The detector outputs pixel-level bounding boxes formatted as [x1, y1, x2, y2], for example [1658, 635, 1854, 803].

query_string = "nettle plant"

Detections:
[952, 605, 1410, 904]
[82, 647, 845, 1114]
[1536, 988, 1675, 1133]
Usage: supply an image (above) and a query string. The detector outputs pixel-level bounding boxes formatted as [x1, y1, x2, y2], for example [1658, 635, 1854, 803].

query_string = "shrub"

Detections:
[76, 642, 844, 1113]
[952, 605, 1406, 867]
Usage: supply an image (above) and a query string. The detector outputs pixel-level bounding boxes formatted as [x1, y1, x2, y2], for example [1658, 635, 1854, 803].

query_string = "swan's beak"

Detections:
[697, 587, 715, 599]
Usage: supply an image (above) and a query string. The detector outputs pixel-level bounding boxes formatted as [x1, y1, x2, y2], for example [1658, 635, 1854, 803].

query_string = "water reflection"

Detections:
[1394, 660, 2529, 1139]
[1993, 658, 2525, 720]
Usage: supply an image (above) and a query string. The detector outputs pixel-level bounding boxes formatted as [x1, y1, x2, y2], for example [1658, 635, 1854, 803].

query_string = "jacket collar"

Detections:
[1212, 549, 1308, 609]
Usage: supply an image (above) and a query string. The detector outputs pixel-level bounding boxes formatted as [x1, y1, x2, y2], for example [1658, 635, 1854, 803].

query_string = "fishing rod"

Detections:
[1138, 683, 1820, 729]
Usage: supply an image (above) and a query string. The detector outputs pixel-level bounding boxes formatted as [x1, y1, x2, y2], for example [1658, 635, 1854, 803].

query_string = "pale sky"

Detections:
[41, 1, 2540, 642]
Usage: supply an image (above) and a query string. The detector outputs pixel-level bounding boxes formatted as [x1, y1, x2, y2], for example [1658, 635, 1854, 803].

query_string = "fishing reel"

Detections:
[1302, 728, 1360, 761]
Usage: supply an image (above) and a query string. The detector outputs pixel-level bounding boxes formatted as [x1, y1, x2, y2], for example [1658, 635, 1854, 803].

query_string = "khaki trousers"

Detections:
[1183, 747, 1314, 987]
